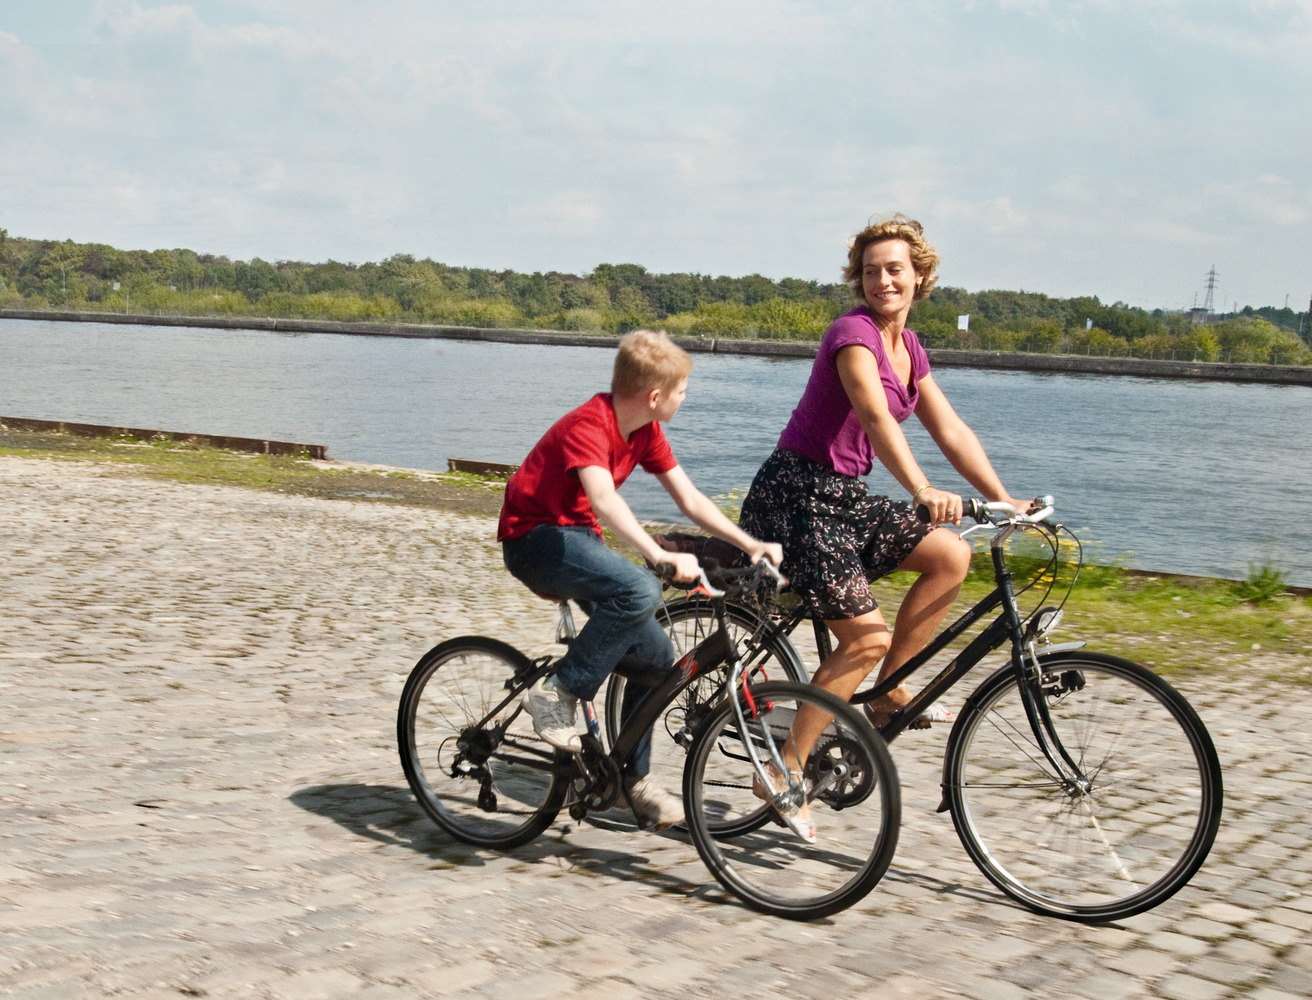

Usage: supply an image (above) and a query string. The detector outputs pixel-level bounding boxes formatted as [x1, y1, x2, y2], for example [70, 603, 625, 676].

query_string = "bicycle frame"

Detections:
[766, 514, 1095, 794]
[451, 595, 743, 793]
[604, 573, 808, 806]
[509, 573, 810, 816]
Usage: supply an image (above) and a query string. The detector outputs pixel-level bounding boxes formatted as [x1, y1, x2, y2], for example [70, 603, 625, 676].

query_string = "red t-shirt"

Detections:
[497, 393, 678, 542]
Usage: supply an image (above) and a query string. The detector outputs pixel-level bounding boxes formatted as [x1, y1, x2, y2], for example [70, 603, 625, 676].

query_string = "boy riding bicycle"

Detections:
[497, 329, 782, 831]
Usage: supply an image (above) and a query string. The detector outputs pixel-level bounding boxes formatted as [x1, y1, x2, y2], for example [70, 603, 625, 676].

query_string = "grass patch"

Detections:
[0, 427, 508, 517]
[877, 551, 1311, 681]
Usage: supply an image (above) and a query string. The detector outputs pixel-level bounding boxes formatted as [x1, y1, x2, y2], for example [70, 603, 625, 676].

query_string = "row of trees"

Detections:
[2, 229, 1308, 365]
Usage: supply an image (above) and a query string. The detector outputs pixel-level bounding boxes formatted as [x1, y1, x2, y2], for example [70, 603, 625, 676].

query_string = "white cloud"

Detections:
[0, 0, 1307, 307]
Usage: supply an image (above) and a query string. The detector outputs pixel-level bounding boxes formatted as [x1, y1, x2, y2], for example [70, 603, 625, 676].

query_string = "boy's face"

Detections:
[652, 378, 688, 423]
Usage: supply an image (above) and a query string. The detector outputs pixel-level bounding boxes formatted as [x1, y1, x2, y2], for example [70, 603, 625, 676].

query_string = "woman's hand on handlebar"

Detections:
[918, 486, 965, 525]
[997, 494, 1041, 516]
[744, 540, 784, 567]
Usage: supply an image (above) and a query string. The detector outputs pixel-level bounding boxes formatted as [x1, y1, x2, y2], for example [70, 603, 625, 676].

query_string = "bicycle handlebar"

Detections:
[916, 495, 1055, 526]
[652, 557, 785, 601]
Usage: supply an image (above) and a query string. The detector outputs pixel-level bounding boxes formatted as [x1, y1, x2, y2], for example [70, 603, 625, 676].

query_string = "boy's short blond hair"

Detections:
[611, 329, 693, 398]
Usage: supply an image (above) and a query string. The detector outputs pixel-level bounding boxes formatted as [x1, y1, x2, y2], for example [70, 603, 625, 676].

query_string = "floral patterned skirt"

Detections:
[739, 448, 932, 620]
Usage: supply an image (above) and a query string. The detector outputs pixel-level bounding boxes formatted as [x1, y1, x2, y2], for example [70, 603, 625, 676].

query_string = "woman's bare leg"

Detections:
[765, 609, 889, 835]
[783, 609, 890, 767]
[768, 529, 971, 831]
[866, 527, 973, 716]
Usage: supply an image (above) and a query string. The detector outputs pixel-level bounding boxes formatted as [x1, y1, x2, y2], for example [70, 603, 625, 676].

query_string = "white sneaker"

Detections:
[522, 676, 581, 752]
[623, 775, 685, 831]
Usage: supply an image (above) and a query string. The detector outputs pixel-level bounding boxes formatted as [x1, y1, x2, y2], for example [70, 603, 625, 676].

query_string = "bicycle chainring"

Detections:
[568, 739, 622, 820]
[808, 733, 878, 810]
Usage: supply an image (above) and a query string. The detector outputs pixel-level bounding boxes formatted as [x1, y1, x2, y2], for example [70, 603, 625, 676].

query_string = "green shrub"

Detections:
[1233, 563, 1289, 604]
[1130, 333, 1176, 359]
[688, 301, 751, 336]
[1071, 326, 1130, 357]
[654, 312, 697, 335]
[448, 299, 521, 328]
[1013, 318, 1062, 353]
[557, 307, 608, 332]
[180, 289, 249, 314]
[750, 297, 833, 339]
[912, 316, 957, 347]
[977, 327, 1018, 351]
[1174, 326, 1221, 362]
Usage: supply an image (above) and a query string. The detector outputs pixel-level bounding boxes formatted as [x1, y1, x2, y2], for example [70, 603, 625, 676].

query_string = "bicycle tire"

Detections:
[601, 598, 808, 835]
[397, 635, 569, 849]
[944, 651, 1222, 921]
[683, 681, 900, 920]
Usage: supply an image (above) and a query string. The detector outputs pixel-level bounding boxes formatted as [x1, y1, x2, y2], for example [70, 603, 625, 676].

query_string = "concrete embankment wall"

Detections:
[5, 307, 1311, 386]
[0, 415, 327, 459]
[924, 349, 1312, 386]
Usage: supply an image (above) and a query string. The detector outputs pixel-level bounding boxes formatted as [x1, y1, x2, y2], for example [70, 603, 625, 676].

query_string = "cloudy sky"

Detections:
[1, 0, 1308, 310]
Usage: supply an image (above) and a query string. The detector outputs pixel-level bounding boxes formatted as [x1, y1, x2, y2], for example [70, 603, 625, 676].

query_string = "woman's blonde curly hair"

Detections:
[842, 214, 940, 304]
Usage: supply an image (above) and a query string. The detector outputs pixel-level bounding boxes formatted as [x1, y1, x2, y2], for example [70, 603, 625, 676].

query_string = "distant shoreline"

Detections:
[5, 307, 1311, 387]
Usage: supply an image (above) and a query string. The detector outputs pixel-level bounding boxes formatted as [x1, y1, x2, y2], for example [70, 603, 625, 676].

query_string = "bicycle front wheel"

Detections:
[944, 651, 1222, 921]
[398, 636, 568, 849]
[684, 681, 900, 921]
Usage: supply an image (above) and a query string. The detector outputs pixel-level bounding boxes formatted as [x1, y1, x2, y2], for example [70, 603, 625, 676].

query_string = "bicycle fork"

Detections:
[1013, 640, 1096, 798]
[992, 540, 1093, 799]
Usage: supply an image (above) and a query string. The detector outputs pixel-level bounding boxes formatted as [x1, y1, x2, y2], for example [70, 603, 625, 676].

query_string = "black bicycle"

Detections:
[641, 497, 1224, 922]
[397, 559, 900, 920]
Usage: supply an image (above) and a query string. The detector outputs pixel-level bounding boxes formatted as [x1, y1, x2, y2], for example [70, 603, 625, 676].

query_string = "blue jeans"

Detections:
[502, 525, 674, 777]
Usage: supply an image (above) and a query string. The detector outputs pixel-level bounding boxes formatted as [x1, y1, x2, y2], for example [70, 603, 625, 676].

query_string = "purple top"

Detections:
[777, 308, 931, 478]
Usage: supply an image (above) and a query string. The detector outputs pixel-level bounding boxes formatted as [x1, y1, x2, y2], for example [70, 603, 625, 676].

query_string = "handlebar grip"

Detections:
[916, 498, 988, 523]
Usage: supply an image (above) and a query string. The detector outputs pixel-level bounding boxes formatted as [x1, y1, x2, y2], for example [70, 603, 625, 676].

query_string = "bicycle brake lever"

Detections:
[687, 568, 725, 600]
[757, 559, 787, 590]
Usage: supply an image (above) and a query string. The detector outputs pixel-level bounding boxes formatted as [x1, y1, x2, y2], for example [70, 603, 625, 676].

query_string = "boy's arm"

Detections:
[655, 465, 783, 566]
[577, 466, 701, 583]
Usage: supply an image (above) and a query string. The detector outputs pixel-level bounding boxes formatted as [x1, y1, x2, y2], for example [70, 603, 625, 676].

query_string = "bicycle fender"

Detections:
[1040, 641, 1087, 654]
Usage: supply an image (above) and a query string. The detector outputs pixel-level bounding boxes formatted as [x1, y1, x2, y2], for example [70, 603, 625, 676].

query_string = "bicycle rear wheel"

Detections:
[944, 651, 1222, 921]
[603, 598, 808, 743]
[398, 636, 568, 849]
[601, 599, 807, 833]
[683, 681, 900, 920]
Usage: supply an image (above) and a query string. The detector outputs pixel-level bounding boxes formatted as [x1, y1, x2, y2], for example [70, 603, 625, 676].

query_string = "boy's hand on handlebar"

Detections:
[667, 551, 702, 584]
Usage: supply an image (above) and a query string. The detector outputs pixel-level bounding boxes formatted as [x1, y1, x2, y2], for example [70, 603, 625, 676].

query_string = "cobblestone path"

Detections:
[1, 457, 1309, 999]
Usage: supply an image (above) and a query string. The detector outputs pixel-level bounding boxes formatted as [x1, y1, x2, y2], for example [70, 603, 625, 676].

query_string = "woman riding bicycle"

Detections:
[739, 214, 1030, 840]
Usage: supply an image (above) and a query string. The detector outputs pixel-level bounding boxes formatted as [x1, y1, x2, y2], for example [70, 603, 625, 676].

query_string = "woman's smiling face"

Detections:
[860, 238, 920, 325]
